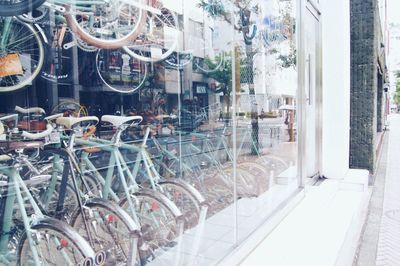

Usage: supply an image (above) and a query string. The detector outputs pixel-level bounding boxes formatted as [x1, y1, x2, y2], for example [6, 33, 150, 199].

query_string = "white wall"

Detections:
[321, 0, 351, 178]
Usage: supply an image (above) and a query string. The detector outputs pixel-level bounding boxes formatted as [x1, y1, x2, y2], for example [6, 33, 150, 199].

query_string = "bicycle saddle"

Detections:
[45, 113, 63, 122]
[56, 116, 99, 129]
[101, 115, 143, 128]
[0, 154, 11, 162]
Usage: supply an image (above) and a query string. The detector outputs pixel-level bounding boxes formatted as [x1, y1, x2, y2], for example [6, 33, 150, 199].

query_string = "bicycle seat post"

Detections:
[111, 124, 129, 146]
[142, 127, 151, 147]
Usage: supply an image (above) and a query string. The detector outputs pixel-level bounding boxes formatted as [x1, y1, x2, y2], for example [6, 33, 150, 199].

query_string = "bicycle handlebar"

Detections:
[0, 114, 18, 122]
[45, 113, 63, 122]
[15, 105, 46, 114]
[22, 124, 53, 140]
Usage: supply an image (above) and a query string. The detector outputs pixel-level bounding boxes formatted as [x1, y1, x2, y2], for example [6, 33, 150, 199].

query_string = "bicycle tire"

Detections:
[0, 0, 46, 16]
[164, 51, 193, 69]
[70, 198, 140, 265]
[0, 18, 45, 92]
[16, 6, 48, 23]
[215, 167, 259, 197]
[122, 5, 179, 63]
[193, 52, 225, 74]
[64, 1, 147, 49]
[120, 188, 183, 265]
[18, 217, 96, 265]
[224, 161, 268, 179]
[158, 179, 205, 229]
[95, 48, 148, 94]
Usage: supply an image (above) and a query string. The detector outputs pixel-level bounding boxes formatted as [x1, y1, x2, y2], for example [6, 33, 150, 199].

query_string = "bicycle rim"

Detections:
[193, 51, 225, 73]
[65, 0, 147, 49]
[96, 48, 148, 94]
[123, 4, 179, 63]
[158, 181, 201, 229]
[40, 27, 75, 83]
[120, 191, 182, 264]
[163, 51, 193, 69]
[0, 18, 45, 92]
[70, 199, 139, 265]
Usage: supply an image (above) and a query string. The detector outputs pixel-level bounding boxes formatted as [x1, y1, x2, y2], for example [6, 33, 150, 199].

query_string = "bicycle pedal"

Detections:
[165, 240, 178, 248]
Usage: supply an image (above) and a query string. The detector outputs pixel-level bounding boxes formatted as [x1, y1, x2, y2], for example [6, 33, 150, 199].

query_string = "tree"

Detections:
[395, 78, 400, 104]
[198, 0, 260, 154]
[203, 52, 241, 119]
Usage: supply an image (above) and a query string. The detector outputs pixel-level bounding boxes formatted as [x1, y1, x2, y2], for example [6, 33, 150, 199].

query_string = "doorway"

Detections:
[304, 1, 322, 178]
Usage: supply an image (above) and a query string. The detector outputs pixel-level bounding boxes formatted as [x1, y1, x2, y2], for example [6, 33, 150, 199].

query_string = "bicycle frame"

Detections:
[0, 163, 72, 264]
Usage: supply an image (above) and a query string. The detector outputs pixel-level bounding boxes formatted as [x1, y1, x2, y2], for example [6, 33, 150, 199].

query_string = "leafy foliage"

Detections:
[203, 53, 232, 95]
[197, 0, 226, 18]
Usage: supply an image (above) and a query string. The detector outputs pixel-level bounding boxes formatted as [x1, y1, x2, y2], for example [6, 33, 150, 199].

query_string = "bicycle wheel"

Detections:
[255, 155, 289, 176]
[120, 189, 183, 265]
[70, 198, 140, 265]
[17, 6, 49, 23]
[65, 0, 147, 49]
[39, 26, 76, 84]
[18, 217, 95, 265]
[96, 48, 148, 93]
[35, 176, 78, 221]
[224, 161, 268, 179]
[193, 51, 225, 73]
[0, 0, 46, 16]
[123, 3, 179, 63]
[158, 179, 204, 229]
[163, 51, 193, 69]
[217, 167, 259, 198]
[9, 175, 77, 222]
[0, 18, 45, 92]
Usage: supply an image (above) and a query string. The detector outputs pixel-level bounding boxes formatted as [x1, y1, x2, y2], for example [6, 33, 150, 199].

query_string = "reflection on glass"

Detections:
[0, 0, 299, 265]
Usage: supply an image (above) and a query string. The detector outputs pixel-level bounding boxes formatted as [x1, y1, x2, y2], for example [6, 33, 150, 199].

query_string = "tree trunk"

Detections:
[245, 44, 259, 155]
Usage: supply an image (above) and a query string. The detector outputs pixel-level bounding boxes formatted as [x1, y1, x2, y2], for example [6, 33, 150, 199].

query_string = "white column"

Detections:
[321, 0, 351, 178]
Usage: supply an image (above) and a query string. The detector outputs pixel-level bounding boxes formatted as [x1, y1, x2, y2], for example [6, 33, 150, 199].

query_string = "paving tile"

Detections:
[375, 115, 400, 266]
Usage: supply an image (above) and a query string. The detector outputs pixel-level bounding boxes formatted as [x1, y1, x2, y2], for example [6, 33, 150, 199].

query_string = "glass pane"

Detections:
[0, 0, 300, 264]
[233, 0, 299, 241]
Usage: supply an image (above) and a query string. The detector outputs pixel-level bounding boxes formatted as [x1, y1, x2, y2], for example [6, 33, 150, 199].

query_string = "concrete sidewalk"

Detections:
[236, 177, 370, 266]
[226, 141, 376, 265]
[355, 114, 400, 266]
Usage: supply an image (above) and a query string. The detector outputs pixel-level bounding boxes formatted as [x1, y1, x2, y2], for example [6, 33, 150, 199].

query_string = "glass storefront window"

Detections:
[0, 0, 299, 264]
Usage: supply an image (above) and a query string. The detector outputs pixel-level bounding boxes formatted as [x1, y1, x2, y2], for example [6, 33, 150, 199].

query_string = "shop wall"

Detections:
[349, 0, 386, 173]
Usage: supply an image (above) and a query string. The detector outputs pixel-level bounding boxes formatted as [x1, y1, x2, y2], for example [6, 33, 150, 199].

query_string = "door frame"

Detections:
[297, 0, 323, 187]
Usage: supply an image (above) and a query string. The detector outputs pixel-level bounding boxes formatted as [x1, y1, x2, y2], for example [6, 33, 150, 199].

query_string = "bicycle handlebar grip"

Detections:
[22, 124, 53, 140]
[15, 105, 45, 114]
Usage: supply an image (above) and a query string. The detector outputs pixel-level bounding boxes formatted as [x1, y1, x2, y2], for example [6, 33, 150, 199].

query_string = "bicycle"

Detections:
[0, 0, 46, 17]
[4, 110, 143, 265]
[0, 0, 151, 92]
[96, 48, 148, 94]
[53, 115, 186, 265]
[0, 125, 96, 265]
[0, 17, 45, 92]
[122, 0, 180, 63]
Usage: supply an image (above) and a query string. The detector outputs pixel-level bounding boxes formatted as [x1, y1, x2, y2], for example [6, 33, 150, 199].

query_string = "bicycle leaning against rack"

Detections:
[0, 121, 96, 265]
